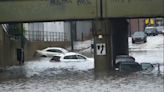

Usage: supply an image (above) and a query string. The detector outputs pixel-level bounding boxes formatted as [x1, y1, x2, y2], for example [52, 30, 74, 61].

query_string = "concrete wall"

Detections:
[0, 26, 70, 67]
[129, 19, 145, 35]
[0, 26, 20, 67]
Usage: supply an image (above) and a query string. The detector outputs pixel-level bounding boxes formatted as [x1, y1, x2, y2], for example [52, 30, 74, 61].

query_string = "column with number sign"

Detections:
[93, 19, 113, 76]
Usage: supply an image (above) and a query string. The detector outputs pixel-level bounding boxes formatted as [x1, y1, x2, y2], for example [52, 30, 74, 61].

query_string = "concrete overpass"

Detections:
[0, 0, 164, 75]
[0, 0, 163, 22]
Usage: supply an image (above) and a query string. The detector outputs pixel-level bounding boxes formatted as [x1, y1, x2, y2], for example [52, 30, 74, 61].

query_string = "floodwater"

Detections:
[0, 35, 163, 92]
[0, 70, 163, 92]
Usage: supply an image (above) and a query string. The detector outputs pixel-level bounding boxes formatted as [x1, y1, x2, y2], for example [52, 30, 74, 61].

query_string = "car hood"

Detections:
[87, 58, 94, 61]
[132, 36, 144, 39]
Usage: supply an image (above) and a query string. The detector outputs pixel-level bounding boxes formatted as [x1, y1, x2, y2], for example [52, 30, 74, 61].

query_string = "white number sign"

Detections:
[96, 43, 106, 55]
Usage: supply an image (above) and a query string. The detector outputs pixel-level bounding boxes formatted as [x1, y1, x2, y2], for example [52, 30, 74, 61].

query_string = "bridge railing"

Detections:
[25, 31, 68, 42]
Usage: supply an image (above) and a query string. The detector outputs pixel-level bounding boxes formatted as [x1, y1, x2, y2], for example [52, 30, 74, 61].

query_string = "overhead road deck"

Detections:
[0, 0, 163, 23]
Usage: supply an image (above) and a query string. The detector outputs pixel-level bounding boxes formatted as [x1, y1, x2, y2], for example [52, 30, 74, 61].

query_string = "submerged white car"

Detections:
[50, 52, 94, 62]
[36, 47, 68, 57]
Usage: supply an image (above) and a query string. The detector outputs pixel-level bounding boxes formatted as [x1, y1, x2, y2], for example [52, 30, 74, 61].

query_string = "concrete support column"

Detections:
[93, 19, 113, 76]
[0, 25, 4, 67]
[111, 19, 129, 66]
[93, 19, 129, 76]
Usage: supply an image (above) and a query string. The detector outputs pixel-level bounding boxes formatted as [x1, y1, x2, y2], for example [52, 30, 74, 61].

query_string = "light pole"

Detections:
[138, 19, 140, 31]
[70, 21, 76, 52]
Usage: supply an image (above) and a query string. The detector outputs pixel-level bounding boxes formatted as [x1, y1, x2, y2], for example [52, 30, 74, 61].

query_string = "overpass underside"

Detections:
[0, 0, 164, 75]
[0, 0, 163, 23]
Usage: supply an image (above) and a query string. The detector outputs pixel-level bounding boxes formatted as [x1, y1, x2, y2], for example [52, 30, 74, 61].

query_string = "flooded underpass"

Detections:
[0, 35, 163, 92]
[0, 69, 163, 92]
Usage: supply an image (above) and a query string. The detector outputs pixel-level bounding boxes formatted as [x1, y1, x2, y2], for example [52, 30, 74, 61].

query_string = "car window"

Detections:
[145, 27, 157, 32]
[64, 55, 77, 59]
[140, 63, 154, 71]
[133, 32, 144, 36]
[119, 61, 142, 72]
[76, 55, 86, 59]
[46, 49, 63, 53]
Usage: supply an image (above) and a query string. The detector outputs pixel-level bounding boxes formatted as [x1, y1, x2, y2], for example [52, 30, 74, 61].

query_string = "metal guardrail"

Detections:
[25, 31, 67, 42]
[1, 25, 67, 41]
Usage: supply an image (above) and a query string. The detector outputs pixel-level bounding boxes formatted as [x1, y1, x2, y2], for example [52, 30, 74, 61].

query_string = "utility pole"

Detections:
[138, 19, 140, 31]
[20, 23, 24, 64]
[70, 21, 76, 52]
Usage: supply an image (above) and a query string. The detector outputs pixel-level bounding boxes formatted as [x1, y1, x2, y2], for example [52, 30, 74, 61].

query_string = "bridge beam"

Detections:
[0, 0, 99, 23]
[0, 0, 163, 23]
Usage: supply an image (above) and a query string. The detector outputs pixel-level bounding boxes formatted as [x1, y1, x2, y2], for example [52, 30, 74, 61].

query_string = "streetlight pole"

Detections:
[70, 21, 76, 52]
[20, 23, 24, 64]
[138, 19, 140, 31]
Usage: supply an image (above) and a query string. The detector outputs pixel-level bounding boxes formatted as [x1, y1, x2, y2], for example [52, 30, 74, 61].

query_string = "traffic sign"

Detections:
[96, 43, 106, 55]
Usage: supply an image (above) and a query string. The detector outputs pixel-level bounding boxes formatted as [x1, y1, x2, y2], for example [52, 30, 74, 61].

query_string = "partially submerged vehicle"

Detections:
[145, 26, 158, 36]
[115, 55, 155, 73]
[36, 47, 68, 57]
[50, 52, 93, 62]
[132, 32, 147, 44]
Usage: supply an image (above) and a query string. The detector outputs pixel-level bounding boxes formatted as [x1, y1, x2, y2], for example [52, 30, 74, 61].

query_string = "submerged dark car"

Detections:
[115, 55, 135, 68]
[132, 32, 147, 44]
[115, 55, 154, 73]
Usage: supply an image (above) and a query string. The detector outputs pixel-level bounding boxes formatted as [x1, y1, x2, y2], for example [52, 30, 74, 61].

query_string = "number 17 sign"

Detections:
[96, 43, 106, 55]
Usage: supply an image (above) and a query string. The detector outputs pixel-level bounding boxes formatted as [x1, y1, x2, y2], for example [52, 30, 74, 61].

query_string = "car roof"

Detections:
[134, 31, 144, 33]
[64, 52, 80, 56]
[51, 52, 78, 57]
[62, 52, 87, 57]
[145, 26, 156, 29]
[116, 55, 131, 58]
[116, 55, 135, 60]
[45, 47, 65, 49]
[43, 47, 68, 51]
[133, 31, 145, 35]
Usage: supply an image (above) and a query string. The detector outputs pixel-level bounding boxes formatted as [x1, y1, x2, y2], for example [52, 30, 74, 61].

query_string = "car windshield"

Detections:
[133, 32, 144, 36]
[64, 55, 77, 59]
[145, 27, 156, 32]
[116, 55, 135, 63]
[76, 55, 86, 59]
[47, 49, 63, 53]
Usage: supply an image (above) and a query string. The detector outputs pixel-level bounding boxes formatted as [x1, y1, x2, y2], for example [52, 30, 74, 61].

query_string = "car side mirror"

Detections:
[140, 63, 154, 72]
